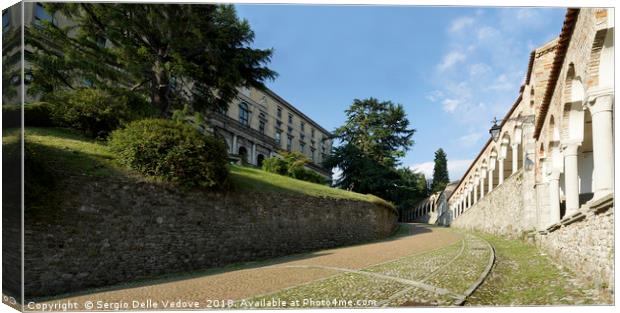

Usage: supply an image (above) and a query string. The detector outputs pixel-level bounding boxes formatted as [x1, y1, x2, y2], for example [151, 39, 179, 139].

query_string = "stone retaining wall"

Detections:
[533, 196, 614, 291]
[450, 171, 530, 238]
[24, 174, 397, 298]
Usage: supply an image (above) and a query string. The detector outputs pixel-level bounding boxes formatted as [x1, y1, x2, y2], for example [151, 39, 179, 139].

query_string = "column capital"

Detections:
[561, 142, 580, 156]
[586, 88, 614, 115]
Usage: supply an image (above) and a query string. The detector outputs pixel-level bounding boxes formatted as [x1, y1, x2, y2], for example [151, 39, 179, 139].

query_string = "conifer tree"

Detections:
[431, 148, 450, 193]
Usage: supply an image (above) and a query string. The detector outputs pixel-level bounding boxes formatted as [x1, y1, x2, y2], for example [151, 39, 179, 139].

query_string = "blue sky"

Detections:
[235, 4, 566, 181]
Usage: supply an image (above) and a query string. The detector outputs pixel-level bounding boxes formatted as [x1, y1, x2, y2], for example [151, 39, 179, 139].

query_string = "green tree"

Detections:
[391, 167, 428, 212]
[26, 3, 276, 116]
[331, 98, 415, 168]
[430, 148, 450, 193]
[324, 98, 416, 202]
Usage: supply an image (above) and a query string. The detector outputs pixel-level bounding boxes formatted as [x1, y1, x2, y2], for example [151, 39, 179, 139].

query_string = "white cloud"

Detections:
[515, 8, 539, 21]
[477, 26, 499, 40]
[449, 16, 475, 33]
[426, 90, 444, 102]
[458, 132, 484, 147]
[442, 99, 460, 113]
[469, 63, 491, 77]
[437, 51, 466, 71]
[486, 73, 515, 91]
[409, 159, 474, 182]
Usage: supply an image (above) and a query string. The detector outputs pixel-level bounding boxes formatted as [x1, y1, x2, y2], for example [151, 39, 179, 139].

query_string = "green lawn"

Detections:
[230, 165, 393, 209]
[466, 232, 609, 305]
[19, 127, 393, 209]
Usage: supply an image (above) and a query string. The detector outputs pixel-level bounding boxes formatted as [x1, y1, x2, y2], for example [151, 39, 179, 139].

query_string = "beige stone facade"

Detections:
[206, 86, 333, 177]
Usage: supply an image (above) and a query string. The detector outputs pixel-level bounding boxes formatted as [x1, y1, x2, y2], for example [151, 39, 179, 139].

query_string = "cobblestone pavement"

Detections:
[34, 223, 464, 310]
[247, 233, 493, 308]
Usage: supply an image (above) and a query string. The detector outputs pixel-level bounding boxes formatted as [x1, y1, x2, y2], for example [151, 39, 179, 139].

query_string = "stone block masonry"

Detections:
[24, 174, 397, 298]
[534, 196, 614, 291]
[450, 171, 529, 239]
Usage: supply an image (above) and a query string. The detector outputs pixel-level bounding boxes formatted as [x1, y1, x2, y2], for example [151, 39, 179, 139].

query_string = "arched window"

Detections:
[239, 102, 250, 126]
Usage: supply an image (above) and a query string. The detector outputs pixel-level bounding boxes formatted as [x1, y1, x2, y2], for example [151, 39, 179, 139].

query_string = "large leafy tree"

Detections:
[26, 3, 276, 115]
[324, 98, 416, 202]
[430, 148, 450, 193]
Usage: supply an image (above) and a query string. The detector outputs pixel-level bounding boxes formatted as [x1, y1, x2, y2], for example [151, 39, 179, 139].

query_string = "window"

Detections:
[301, 122, 305, 132]
[311, 128, 315, 138]
[239, 102, 250, 126]
[300, 143, 305, 153]
[300, 133, 305, 141]
[34, 3, 53, 25]
[287, 126, 293, 134]
[275, 131, 282, 145]
[311, 148, 316, 162]
[258, 112, 266, 134]
[277, 107, 282, 118]
[286, 136, 293, 151]
[3, 10, 9, 32]
[276, 120, 282, 128]
[288, 113, 293, 124]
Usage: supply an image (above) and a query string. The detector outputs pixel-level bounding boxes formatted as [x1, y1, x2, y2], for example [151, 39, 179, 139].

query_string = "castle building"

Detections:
[2, 2, 333, 179]
[206, 86, 333, 178]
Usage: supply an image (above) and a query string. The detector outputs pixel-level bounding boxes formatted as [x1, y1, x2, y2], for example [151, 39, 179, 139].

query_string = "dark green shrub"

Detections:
[288, 166, 326, 184]
[262, 151, 326, 184]
[47, 88, 130, 138]
[2, 102, 54, 128]
[108, 119, 229, 188]
[261, 157, 288, 175]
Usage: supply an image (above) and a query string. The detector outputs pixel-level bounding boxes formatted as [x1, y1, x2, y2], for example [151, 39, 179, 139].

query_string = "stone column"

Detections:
[251, 142, 257, 165]
[548, 171, 561, 225]
[512, 144, 519, 174]
[232, 134, 238, 154]
[498, 157, 505, 185]
[473, 181, 478, 204]
[563, 143, 580, 215]
[488, 168, 493, 193]
[588, 93, 614, 199]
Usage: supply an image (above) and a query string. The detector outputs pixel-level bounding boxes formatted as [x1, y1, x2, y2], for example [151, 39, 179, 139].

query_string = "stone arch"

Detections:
[238, 146, 248, 163]
[489, 148, 500, 190]
[480, 160, 488, 197]
[257, 154, 265, 168]
[587, 27, 613, 89]
[500, 132, 512, 180]
[561, 64, 586, 143]
[512, 119, 524, 171]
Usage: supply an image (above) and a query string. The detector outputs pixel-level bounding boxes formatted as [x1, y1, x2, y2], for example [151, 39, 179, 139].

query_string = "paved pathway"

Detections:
[35, 224, 494, 310]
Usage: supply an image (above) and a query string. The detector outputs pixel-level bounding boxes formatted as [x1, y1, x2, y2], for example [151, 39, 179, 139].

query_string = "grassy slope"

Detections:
[466, 232, 610, 305]
[20, 127, 393, 209]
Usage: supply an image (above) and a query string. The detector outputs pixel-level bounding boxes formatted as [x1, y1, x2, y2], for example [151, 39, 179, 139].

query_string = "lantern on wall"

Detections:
[489, 117, 501, 142]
